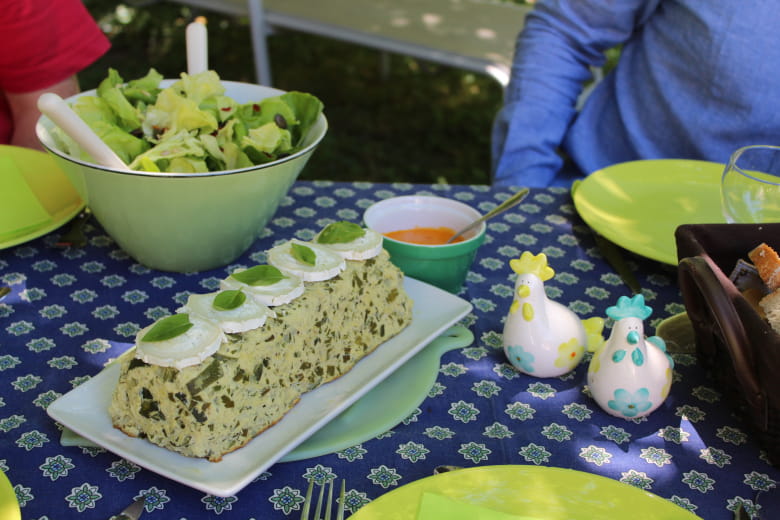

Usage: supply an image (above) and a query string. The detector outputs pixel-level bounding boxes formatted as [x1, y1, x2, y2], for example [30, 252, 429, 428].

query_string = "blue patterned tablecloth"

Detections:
[1, 182, 777, 519]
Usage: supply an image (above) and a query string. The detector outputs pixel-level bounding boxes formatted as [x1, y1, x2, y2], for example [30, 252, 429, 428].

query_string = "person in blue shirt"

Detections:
[491, 0, 780, 187]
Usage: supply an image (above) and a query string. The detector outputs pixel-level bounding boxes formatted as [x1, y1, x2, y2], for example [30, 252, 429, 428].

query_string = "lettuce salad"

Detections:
[54, 68, 323, 173]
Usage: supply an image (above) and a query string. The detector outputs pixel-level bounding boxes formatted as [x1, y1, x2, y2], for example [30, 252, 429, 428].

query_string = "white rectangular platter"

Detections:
[48, 277, 472, 497]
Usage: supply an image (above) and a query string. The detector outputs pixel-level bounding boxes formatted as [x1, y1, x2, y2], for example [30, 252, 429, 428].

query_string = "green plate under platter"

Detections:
[282, 324, 473, 461]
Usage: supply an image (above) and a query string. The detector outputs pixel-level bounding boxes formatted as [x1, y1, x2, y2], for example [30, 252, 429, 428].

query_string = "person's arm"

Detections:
[0, 0, 109, 149]
[491, 0, 660, 187]
[5, 75, 81, 150]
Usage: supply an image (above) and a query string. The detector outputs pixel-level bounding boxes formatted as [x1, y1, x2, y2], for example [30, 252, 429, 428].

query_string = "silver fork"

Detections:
[108, 496, 145, 520]
[300, 479, 346, 520]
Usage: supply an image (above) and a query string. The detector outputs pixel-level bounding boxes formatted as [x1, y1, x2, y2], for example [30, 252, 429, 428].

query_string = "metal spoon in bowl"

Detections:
[446, 187, 530, 243]
[37, 93, 129, 171]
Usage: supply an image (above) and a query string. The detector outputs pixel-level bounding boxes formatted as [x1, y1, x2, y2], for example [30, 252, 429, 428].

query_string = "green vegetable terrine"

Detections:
[108, 250, 412, 461]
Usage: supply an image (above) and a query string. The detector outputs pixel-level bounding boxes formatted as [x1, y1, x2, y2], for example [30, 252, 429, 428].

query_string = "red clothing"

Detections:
[0, 0, 109, 143]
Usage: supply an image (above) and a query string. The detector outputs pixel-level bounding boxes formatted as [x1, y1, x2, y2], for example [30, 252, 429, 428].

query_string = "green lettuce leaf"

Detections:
[71, 96, 117, 126]
[199, 134, 225, 166]
[280, 91, 324, 146]
[128, 130, 205, 171]
[234, 97, 297, 131]
[91, 121, 150, 164]
[199, 95, 238, 124]
[222, 142, 253, 170]
[170, 70, 225, 104]
[122, 67, 163, 104]
[142, 88, 218, 138]
[165, 156, 209, 173]
[241, 122, 292, 164]
[97, 69, 142, 132]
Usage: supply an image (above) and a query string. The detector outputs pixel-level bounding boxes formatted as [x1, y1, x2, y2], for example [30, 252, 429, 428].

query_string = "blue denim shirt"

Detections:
[492, 0, 780, 187]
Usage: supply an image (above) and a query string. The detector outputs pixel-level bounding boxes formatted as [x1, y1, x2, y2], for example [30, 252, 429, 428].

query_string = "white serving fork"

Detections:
[300, 479, 346, 520]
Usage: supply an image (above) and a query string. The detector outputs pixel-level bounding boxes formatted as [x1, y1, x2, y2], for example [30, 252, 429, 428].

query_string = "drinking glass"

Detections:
[721, 144, 780, 223]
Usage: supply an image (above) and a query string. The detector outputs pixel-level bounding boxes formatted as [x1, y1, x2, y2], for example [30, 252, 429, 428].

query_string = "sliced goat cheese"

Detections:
[316, 224, 383, 260]
[181, 291, 275, 333]
[135, 314, 225, 370]
[220, 265, 305, 307]
[267, 239, 346, 282]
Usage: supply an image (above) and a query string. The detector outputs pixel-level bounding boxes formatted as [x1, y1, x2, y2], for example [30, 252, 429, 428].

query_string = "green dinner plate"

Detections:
[572, 159, 726, 265]
[0, 145, 84, 249]
[350, 465, 702, 519]
[0, 469, 21, 520]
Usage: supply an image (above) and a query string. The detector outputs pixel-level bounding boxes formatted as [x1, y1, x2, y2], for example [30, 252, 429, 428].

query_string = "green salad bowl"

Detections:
[36, 81, 327, 272]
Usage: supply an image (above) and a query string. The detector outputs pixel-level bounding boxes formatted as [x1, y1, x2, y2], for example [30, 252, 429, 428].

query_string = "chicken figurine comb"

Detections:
[502, 252, 604, 378]
[587, 294, 674, 419]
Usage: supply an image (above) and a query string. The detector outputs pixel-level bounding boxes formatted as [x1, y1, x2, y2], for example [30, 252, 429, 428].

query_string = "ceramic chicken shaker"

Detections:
[503, 252, 604, 378]
[587, 294, 674, 419]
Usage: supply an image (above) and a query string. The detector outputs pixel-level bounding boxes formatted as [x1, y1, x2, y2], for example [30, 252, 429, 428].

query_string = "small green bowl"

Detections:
[363, 195, 486, 293]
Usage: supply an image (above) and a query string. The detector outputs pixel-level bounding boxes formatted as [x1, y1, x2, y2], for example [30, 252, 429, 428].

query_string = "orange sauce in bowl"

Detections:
[384, 227, 464, 245]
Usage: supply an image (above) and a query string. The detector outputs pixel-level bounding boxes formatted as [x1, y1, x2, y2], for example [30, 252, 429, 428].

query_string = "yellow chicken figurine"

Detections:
[503, 252, 604, 378]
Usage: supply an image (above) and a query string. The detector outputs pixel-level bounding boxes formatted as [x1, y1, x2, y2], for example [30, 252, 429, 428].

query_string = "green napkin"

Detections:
[0, 156, 51, 241]
[416, 492, 539, 520]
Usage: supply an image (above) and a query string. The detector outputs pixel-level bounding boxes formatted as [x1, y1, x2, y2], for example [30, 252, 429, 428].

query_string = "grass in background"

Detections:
[81, 1, 507, 185]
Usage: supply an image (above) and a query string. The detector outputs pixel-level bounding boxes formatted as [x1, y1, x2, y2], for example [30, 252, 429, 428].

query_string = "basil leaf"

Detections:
[291, 242, 317, 265]
[231, 265, 287, 286]
[212, 289, 246, 311]
[141, 313, 193, 342]
[317, 221, 365, 244]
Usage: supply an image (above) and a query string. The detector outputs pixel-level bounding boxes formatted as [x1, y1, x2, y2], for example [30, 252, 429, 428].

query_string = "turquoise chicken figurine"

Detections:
[587, 294, 674, 419]
[503, 252, 604, 378]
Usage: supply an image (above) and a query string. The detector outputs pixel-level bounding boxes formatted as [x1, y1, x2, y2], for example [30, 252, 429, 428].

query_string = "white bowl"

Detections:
[36, 81, 327, 272]
[363, 195, 485, 240]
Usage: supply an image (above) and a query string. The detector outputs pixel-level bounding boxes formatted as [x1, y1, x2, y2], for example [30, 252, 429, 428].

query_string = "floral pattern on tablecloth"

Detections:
[1, 182, 777, 519]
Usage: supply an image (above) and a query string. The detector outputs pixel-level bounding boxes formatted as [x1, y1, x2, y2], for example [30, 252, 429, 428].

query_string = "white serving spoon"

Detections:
[186, 17, 208, 75]
[37, 93, 129, 171]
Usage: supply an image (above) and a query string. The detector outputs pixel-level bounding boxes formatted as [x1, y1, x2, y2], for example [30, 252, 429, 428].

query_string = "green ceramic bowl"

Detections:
[363, 195, 486, 293]
[36, 81, 327, 273]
